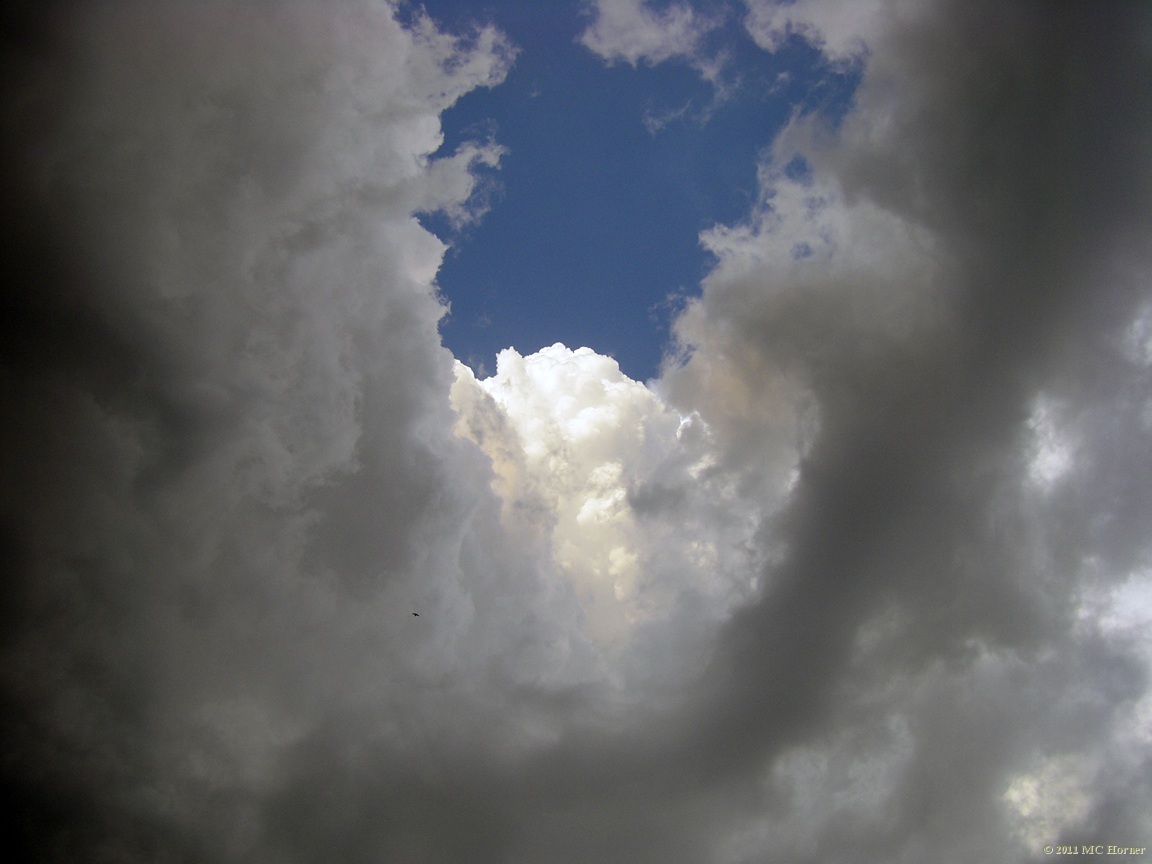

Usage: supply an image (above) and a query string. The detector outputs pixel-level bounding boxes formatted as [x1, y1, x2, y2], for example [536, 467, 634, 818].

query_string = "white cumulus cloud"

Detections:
[452, 344, 785, 663]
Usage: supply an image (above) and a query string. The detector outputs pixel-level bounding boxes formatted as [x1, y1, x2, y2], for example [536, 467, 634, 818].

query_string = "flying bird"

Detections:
[411, 612, 419, 617]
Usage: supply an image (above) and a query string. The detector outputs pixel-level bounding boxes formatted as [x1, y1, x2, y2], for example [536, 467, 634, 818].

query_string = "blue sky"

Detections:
[415, 0, 859, 380]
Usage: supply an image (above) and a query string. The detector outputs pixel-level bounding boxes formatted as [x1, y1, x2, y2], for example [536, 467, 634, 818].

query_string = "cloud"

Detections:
[2, 1, 1151, 862]
[579, 0, 720, 67]
[578, 0, 735, 105]
[451, 345, 782, 663]
[653, 1, 1152, 858]
[742, 0, 896, 63]
[580, 0, 883, 94]
[0, 1, 561, 858]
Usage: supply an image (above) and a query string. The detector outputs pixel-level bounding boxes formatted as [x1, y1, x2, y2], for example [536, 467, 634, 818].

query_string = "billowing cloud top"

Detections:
[3, 1, 1151, 863]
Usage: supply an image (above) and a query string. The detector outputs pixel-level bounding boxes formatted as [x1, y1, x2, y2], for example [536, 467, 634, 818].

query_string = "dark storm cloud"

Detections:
[2, 1, 1151, 863]
[0, 3, 534, 860]
[656, 1, 1152, 858]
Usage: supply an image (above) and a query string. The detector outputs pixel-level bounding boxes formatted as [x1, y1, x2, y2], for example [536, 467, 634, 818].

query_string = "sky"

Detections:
[1, 2, 1151, 863]
[416, 0, 859, 381]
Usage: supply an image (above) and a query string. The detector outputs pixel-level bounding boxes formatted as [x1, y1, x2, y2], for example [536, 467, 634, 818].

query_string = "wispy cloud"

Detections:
[742, 0, 892, 63]
[579, 0, 722, 67]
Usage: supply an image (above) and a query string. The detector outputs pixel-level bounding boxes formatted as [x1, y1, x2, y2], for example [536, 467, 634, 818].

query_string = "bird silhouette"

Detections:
[411, 612, 419, 617]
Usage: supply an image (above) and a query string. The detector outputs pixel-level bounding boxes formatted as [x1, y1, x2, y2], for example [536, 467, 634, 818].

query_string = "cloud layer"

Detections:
[3, 1, 1151, 862]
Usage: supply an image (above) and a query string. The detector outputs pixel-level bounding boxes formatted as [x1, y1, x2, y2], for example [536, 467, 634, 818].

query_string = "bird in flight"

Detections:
[411, 612, 419, 617]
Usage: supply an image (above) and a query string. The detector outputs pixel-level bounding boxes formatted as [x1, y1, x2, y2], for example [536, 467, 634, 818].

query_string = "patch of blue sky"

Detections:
[414, 1, 861, 381]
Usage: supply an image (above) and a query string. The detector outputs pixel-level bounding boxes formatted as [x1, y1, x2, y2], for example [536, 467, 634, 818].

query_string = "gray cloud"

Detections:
[2, 1, 1151, 862]
[658, 2, 1152, 859]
